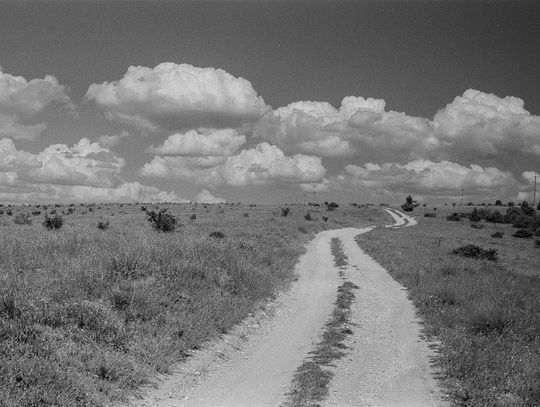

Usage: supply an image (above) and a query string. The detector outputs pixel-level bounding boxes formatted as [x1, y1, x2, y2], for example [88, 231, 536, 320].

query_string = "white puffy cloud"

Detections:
[433, 89, 540, 162]
[194, 189, 226, 204]
[254, 96, 435, 161]
[0, 181, 186, 204]
[0, 137, 124, 188]
[255, 90, 540, 177]
[86, 62, 269, 132]
[97, 131, 130, 148]
[0, 137, 185, 203]
[147, 128, 246, 156]
[141, 142, 326, 186]
[0, 69, 71, 140]
[339, 159, 516, 195]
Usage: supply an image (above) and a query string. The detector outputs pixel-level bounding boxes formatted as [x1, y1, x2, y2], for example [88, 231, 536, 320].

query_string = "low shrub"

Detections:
[446, 213, 461, 222]
[322, 216, 328, 222]
[326, 202, 339, 211]
[281, 207, 291, 217]
[97, 220, 110, 230]
[485, 210, 504, 223]
[452, 244, 497, 261]
[470, 222, 484, 229]
[304, 212, 312, 221]
[13, 213, 32, 225]
[535, 239, 540, 248]
[424, 212, 436, 218]
[470, 208, 481, 222]
[513, 214, 535, 229]
[146, 209, 177, 232]
[513, 229, 533, 239]
[43, 214, 63, 230]
[190, 214, 197, 221]
[209, 231, 225, 239]
[491, 231, 504, 239]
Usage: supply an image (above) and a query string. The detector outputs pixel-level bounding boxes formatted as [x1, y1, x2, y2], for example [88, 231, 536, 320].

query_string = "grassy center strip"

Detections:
[283, 237, 357, 407]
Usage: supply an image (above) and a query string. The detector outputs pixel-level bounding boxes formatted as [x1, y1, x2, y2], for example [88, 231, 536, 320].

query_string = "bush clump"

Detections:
[471, 222, 484, 229]
[470, 208, 481, 222]
[446, 213, 461, 222]
[97, 220, 110, 230]
[326, 202, 339, 211]
[13, 213, 32, 225]
[43, 214, 63, 230]
[281, 207, 291, 217]
[304, 212, 312, 221]
[146, 209, 177, 232]
[452, 244, 498, 261]
[209, 231, 225, 239]
[491, 231, 504, 239]
[401, 194, 415, 212]
[424, 212, 436, 218]
[513, 229, 533, 239]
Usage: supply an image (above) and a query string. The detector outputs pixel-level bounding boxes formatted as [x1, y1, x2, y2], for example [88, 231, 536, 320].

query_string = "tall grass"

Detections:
[0, 203, 384, 407]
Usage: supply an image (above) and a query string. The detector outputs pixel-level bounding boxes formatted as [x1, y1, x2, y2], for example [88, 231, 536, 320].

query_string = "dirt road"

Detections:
[129, 210, 444, 407]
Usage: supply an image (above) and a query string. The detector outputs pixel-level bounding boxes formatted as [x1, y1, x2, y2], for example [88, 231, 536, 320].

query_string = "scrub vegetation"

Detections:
[0, 202, 383, 407]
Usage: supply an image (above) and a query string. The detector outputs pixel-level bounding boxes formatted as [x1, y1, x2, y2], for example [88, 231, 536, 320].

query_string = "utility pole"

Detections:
[534, 175, 537, 207]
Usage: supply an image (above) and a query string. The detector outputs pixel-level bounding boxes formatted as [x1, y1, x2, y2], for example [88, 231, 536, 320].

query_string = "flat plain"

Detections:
[1, 202, 539, 407]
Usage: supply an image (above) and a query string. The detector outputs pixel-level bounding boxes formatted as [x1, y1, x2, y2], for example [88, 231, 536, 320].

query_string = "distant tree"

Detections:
[401, 195, 414, 212]
[495, 200, 503, 206]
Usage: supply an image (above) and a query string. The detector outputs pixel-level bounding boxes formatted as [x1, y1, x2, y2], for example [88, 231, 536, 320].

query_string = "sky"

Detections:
[0, 0, 539, 204]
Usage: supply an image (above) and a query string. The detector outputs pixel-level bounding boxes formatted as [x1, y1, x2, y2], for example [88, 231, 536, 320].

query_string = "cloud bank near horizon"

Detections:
[0, 64, 539, 203]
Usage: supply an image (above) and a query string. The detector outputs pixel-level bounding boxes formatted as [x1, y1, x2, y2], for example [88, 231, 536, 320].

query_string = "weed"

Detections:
[452, 244, 497, 261]
[513, 229, 533, 239]
[446, 213, 461, 221]
[97, 220, 110, 230]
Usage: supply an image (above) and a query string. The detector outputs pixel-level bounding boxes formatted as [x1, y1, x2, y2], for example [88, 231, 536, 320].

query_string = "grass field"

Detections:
[357, 205, 540, 407]
[0, 202, 385, 407]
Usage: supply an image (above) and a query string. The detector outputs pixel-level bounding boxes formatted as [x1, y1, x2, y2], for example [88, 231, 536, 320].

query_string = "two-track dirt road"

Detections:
[128, 210, 445, 407]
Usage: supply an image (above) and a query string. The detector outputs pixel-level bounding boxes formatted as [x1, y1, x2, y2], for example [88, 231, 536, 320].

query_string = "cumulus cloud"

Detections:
[432, 89, 540, 163]
[0, 137, 186, 203]
[338, 160, 516, 196]
[0, 137, 124, 188]
[141, 142, 326, 186]
[147, 128, 246, 156]
[254, 96, 435, 160]
[86, 62, 269, 132]
[255, 89, 540, 176]
[0, 181, 186, 204]
[0, 69, 71, 140]
[194, 189, 226, 204]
